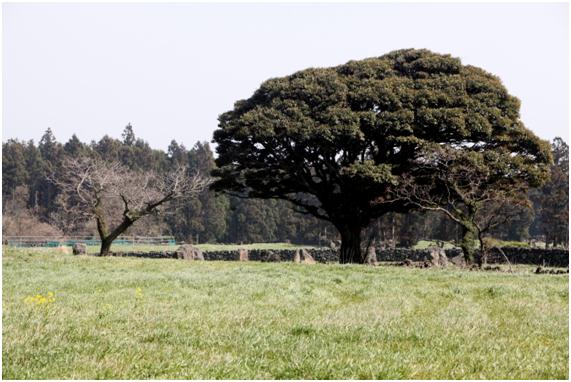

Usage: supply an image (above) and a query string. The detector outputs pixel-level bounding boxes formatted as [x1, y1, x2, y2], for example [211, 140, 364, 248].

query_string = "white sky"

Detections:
[2, 2, 569, 150]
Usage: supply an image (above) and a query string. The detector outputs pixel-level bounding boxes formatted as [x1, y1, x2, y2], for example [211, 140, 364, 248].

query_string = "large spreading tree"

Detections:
[212, 49, 551, 263]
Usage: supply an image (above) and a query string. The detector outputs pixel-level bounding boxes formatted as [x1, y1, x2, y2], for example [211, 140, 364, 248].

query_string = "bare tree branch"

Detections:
[50, 157, 212, 255]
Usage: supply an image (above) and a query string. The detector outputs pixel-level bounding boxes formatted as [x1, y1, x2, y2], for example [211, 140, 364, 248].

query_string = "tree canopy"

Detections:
[212, 49, 552, 263]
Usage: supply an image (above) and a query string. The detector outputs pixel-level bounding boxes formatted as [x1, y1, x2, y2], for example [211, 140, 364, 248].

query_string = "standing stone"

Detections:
[239, 249, 249, 261]
[293, 249, 301, 263]
[175, 244, 204, 261]
[427, 247, 448, 267]
[365, 246, 378, 266]
[301, 248, 316, 264]
[438, 251, 449, 267]
[72, 243, 87, 255]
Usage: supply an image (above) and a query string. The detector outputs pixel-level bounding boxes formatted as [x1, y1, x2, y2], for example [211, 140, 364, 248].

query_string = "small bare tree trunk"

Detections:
[477, 230, 486, 268]
[97, 217, 136, 256]
[100, 238, 113, 257]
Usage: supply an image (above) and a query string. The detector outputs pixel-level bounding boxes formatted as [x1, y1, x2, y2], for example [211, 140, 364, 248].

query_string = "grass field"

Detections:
[2, 247, 568, 379]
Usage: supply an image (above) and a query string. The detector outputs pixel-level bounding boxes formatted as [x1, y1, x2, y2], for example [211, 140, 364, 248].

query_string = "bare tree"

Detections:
[392, 147, 533, 265]
[51, 157, 212, 256]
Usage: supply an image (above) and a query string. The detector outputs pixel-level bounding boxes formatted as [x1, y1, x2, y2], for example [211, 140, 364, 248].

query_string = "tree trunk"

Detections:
[99, 238, 113, 257]
[460, 225, 477, 265]
[97, 217, 136, 256]
[477, 230, 486, 268]
[339, 225, 364, 264]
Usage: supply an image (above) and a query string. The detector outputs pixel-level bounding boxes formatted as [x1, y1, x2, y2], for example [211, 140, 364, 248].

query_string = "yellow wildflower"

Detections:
[24, 292, 56, 305]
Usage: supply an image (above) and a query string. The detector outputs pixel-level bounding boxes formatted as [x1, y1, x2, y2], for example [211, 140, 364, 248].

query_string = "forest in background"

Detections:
[2, 125, 568, 248]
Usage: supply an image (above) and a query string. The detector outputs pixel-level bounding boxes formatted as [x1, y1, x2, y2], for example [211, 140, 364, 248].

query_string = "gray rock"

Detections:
[449, 254, 466, 267]
[72, 243, 87, 255]
[262, 250, 281, 262]
[176, 244, 204, 261]
[427, 247, 448, 267]
[365, 246, 378, 266]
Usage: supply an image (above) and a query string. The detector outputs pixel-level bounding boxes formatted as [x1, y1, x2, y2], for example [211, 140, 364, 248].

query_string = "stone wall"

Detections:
[111, 251, 177, 259]
[480, 247, 569, 267]
[108, 246, 568, 267]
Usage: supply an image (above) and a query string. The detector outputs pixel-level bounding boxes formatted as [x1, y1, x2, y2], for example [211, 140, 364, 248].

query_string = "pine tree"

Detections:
[64, 134, 88, 157]
[121, 123, 136, 146]
[2, 140, 29, 201]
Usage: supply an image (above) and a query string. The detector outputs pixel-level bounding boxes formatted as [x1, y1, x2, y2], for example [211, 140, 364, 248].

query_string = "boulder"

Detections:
[239, 248, 249, 261]
[175, 244, 204, 261]
[72, 243, 87, 255]
[301, 248, 316, 264]
[262, 250, 281, 262]
[449, 254, 466, 267]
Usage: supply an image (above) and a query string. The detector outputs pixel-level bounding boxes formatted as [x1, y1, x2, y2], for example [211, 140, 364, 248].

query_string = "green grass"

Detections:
[412, 239, 565, 250]
[412, 240, 458, 250]
[196, 242, 316, 252]
[80, 242, 316, 254]
[3, 247, 568, 379]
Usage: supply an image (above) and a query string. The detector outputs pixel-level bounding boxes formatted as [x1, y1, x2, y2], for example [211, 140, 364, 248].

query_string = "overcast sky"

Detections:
[3, 2, 569, 150]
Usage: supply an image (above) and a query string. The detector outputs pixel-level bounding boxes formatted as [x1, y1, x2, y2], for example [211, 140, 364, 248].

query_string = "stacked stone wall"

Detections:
[107, 247, 568, 267]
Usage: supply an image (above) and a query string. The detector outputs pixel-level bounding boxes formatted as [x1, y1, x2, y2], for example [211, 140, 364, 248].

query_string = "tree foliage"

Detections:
[212, 49, 551, 263]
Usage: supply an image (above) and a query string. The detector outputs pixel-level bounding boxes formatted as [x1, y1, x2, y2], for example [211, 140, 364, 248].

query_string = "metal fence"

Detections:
[4, 235, 176, 247]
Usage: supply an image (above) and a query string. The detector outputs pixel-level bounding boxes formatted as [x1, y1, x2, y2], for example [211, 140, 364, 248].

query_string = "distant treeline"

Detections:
[2, 126, 568, 247]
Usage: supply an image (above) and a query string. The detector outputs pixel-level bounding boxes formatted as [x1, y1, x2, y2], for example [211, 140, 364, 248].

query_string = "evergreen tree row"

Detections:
[2, 126, 568, 247]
